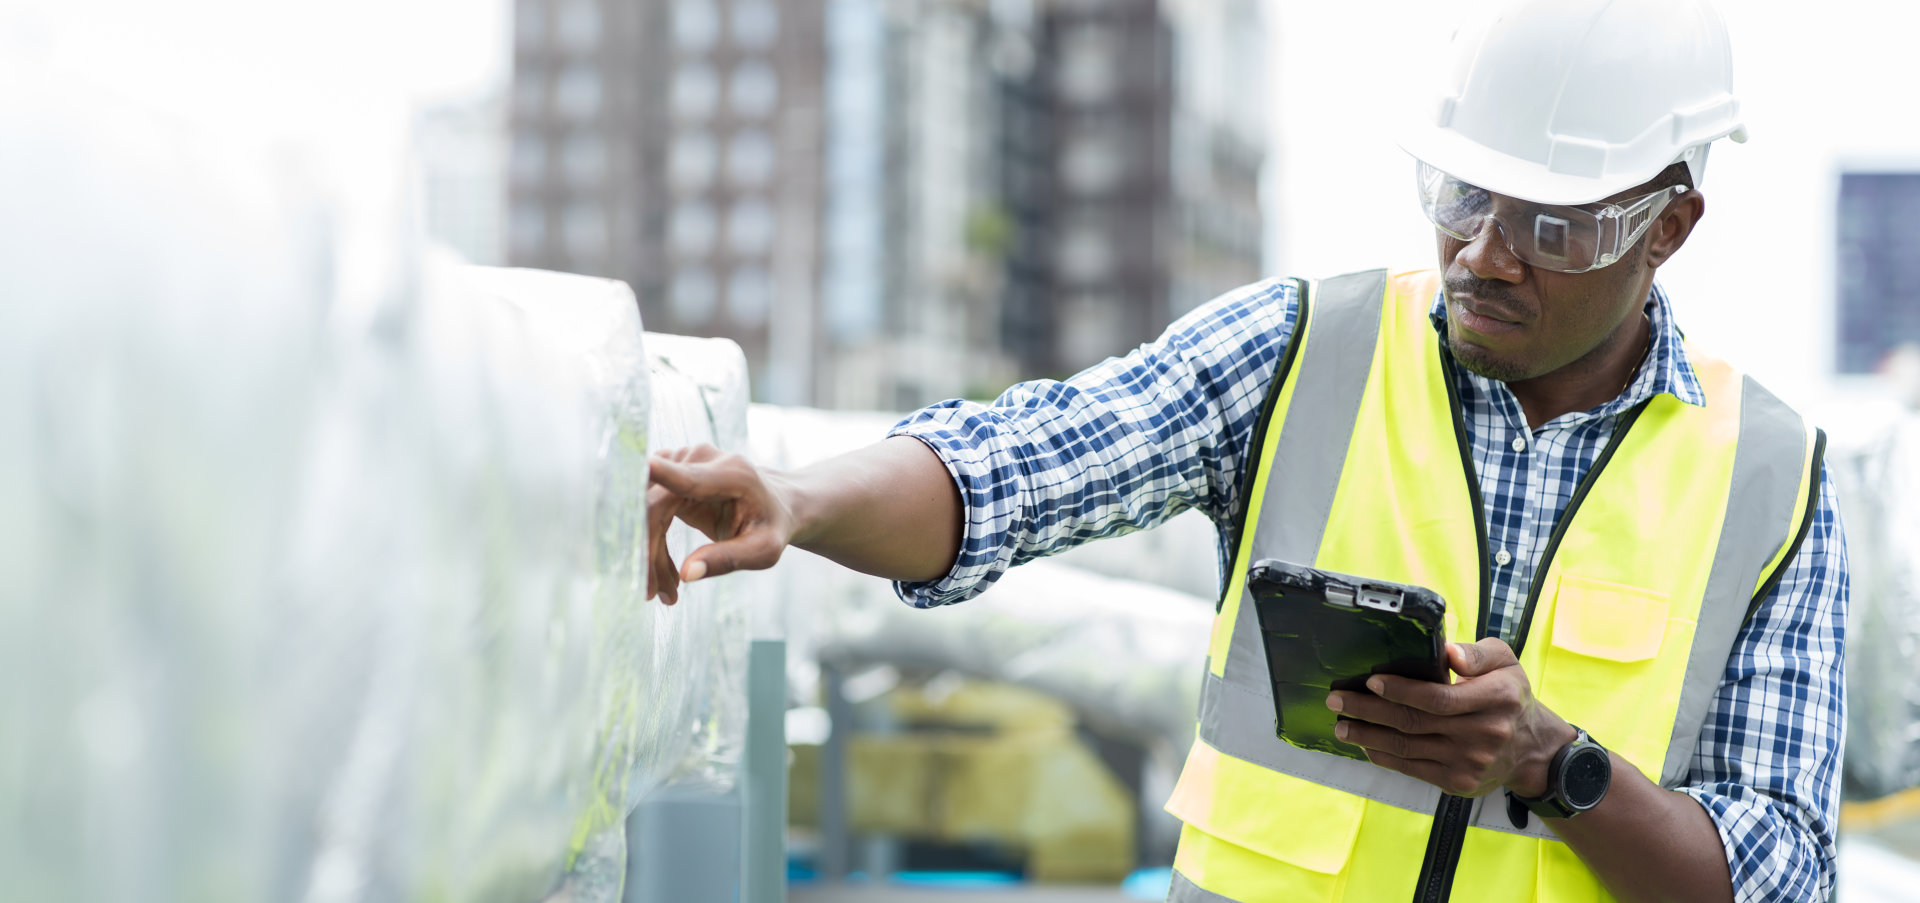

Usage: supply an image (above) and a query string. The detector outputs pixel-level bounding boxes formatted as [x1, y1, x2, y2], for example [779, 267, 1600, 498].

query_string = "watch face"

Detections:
[1562, 746, 1612, 810]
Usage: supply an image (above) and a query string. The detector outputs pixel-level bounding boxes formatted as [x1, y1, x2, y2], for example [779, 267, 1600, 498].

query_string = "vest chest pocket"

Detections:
[1534, 574, 1697, 777]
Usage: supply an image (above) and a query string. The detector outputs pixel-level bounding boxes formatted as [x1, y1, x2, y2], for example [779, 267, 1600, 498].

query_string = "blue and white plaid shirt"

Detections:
[889, 276, 1847, 902]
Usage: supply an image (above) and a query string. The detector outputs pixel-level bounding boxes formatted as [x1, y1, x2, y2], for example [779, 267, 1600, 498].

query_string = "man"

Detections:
[645, 0, 1847, 900]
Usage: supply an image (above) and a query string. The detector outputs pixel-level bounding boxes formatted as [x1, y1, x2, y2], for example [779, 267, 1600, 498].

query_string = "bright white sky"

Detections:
[10, 0, 1915, 422]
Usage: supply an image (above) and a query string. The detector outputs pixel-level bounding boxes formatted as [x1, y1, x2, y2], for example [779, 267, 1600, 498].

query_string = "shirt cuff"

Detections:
[885, 403, 1015, 608]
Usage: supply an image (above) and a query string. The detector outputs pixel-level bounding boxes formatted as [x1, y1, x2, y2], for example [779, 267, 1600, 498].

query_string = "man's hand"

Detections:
[1325, 637, 1575, 798]
[644, 436, 964, 605]
[646, 444, 798, 605]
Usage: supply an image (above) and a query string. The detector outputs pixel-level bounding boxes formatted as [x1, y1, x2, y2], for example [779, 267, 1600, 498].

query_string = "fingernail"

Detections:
[1367, 677, 1384, 694]
[684, 560, 707, 583]
[1335, 721, 1349, 740]
[1326, 694, 1342, 712]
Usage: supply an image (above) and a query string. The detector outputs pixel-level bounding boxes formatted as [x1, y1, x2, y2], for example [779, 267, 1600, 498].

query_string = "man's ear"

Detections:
[1644, 190, 1705, 269]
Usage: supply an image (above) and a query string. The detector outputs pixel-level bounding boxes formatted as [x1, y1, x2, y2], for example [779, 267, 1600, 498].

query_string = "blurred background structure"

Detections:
[501, 0, 1266, 409]
[9, 0, 1920, 900]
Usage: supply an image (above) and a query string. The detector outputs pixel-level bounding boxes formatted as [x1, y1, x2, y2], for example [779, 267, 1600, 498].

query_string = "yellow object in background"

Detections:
[790, 680, 1136, 882]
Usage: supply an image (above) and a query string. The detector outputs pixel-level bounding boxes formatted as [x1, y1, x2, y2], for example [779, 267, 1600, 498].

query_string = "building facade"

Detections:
[507, 0, 1265, 407]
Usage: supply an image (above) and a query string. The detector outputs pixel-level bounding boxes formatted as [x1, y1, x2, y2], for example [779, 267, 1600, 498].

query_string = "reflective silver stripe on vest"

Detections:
[1202, 268, 1460, 824]
[1219, 268, 1388, 691]
[1169, 869, 1241, 903]
[1658, 375, 1811, 787]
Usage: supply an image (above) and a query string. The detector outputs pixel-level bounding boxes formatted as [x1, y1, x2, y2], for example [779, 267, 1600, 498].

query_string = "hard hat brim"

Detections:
[1395, 119, 1666, 207]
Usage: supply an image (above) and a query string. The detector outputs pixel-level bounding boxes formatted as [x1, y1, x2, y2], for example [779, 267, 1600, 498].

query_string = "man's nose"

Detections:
[1455, 214, 1527, 283]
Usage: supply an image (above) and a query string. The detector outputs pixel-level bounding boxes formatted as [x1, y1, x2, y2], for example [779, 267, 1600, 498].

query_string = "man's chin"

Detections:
[1448, 336, 1534, 383]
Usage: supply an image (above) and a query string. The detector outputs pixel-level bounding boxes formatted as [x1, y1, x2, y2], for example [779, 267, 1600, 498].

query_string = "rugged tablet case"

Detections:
[1246, 559, 1449, 760]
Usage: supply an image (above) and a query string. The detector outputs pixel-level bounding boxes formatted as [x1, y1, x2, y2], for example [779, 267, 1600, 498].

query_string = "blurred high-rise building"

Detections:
[507, 0, 1265, 408]
[416, 93, 509, 267]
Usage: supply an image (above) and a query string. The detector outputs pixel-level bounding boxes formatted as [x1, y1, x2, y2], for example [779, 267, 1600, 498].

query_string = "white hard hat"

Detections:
[1397, 0, 1748, 205]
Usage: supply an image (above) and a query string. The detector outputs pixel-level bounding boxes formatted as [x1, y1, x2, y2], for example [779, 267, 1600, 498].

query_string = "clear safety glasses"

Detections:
[1415, 161, 1687, 273]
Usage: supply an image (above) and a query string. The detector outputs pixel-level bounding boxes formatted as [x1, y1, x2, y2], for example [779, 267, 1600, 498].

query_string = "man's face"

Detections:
[1436, 189, 1656, 384]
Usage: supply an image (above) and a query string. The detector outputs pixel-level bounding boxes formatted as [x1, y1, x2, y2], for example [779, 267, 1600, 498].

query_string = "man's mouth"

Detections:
[1449, 295, 1525, 337]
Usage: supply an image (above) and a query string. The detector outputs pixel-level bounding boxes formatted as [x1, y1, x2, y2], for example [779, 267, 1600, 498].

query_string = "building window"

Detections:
[555, 64, 601, 121]
[1837, 172, 1920, 373]
[514, 1, 546, 48]
[673, 63, 719, 118]
[1061, 290, 1121, 368]
[671, 266, 717, 325]
[673, 0, 720, 52]
[510, 132, 547, 186]
[561, 131, 605, 186]
[732, 0, 779, 49]
[1057, 221, 1115, 283]
[669, 130, 717, 190]
[729, 265, 772, 326]
[563, 200, 606, 262]
[726, 197, 774, 255]
[725, 129, 774, 185]
[1060, 134, 1126, 194]
[728, 60, 778, 117]
[512, 70, 545, 117]
[510, 208, 546, 258]
[671, 201, 717, 254]
[1057, 22, 1120, 105]
[555, 0, 599, 53]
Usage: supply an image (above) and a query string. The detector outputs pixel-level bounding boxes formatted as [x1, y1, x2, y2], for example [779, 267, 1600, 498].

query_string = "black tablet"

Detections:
[1246, 559, 1450, 760]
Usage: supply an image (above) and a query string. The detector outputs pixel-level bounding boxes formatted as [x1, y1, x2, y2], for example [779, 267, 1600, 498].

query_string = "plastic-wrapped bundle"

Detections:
[0, 44, 708, 903]
[641, 333, 754, 794]
[1839, 409, 1920, 800]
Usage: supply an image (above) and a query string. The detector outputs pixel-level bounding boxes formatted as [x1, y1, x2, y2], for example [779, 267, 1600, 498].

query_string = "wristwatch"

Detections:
[1507, 725, 1611, 826]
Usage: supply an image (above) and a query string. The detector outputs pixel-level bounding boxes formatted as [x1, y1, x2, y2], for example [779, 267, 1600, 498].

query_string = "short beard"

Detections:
[1446, 334, 1534, 383]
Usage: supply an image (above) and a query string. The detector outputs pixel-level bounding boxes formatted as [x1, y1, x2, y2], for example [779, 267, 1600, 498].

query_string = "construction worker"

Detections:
[644, 0, 1845, 899]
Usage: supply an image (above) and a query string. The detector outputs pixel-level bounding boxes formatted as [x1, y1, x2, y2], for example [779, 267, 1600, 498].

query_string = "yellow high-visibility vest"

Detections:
[1163, 269, 1823, 902]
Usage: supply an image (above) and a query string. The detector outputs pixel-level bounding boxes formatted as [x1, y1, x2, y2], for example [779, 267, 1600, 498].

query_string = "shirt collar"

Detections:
[1427, 280, 1707, 412]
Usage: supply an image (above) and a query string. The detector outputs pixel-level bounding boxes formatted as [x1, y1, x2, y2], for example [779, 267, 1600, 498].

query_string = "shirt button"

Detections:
[1495, 549, 1513, 567]
[1512, 436, 1528, 452]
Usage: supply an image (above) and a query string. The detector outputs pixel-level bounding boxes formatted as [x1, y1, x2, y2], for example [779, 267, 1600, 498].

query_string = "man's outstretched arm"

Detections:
[646, 278, 1305, 608]
[645, 436, 961, 604]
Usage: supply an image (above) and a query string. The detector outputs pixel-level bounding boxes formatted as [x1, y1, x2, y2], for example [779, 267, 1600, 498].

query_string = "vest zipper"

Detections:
[1411, 349, 1492, 903]
[1415, 363, 1654, 903]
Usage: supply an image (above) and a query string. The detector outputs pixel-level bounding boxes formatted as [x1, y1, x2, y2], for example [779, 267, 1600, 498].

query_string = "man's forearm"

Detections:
[781, 435, 963, 583]
[1550, 755, 1733, 903]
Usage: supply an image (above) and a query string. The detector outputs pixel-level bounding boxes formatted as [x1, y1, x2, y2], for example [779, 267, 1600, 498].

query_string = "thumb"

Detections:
[1449, 637, 1518, 678]
[681, 531, 786, 584]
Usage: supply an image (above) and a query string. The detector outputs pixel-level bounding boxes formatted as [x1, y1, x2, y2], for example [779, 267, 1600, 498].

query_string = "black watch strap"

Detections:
[1506, 726, 1609, 827]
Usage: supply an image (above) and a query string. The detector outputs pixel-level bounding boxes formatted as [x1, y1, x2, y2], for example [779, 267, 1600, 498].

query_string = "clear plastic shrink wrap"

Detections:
[639, 333, 754, 794]
[0, 24, 725, 903]
[1838, 406, 1920, 800]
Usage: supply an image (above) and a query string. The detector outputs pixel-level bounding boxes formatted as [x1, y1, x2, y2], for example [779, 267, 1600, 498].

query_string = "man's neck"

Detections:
[1505, 311, 1653, 430]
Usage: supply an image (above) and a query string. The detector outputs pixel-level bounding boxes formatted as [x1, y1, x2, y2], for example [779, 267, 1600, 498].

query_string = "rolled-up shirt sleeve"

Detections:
[1680, 464, 1848, 902]
[887, 278, 1299, 607]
